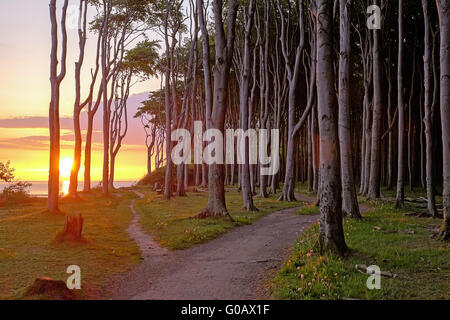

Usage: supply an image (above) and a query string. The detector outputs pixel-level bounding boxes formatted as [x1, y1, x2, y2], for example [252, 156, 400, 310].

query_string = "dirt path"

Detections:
[112, 191, 369, 300]
[111, 192, 317, 300]
[127, 191, 168, 258]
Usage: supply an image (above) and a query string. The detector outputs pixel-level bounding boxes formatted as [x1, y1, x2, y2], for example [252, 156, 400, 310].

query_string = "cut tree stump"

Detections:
[23, 277, 75, 300]
[55, 213, 84, 243]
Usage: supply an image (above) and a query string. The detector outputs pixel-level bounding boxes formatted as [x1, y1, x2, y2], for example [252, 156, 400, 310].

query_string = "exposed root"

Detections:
[195, 207, 234, 222]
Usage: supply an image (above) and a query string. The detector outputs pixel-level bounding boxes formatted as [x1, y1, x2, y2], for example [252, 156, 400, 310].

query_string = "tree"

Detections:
[48, 0, 69, 214]
[198, 0, 239, 218]
[316, 0, 347, 255]
[367, 0, 383, 200]
[338, 0, 361, 218]
[68, 0, 101, 198]
[276, 0, 306, 202]
[396, 0, 405, 208]
[422, 0, 437, 217]
[236, 0, 258, 211]
[436, 0, 450, 240]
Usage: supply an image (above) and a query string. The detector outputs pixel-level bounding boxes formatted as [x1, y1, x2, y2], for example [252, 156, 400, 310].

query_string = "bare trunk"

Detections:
[316, 0, 347, 256]
[238, 0, 257, 211]
[437, 0, 450, 240]
[396, 0, 405, 208]
[368, 2, 382, 200]
[338, 0, 361, 218]
[422, 0, 437, 217]
[47, 0, 68, 214]
[68, 0, 88, 198]
[198, 0, 238, 218]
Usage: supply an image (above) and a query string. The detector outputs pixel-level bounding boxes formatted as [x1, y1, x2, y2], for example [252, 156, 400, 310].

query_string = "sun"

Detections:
[59, 158, 73, 179]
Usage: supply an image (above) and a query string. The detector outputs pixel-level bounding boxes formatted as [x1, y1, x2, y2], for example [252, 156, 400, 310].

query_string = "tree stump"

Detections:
[23, 277, 74, 300]
[64, 213, 83, 241]
[55, 213, 83, 243]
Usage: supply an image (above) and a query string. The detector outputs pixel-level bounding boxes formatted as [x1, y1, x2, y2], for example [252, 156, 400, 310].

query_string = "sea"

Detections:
[0, 181, 137, 197]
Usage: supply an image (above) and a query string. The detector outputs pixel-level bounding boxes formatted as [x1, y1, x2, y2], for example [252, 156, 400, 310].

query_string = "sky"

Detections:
[0, 0, 161, 182]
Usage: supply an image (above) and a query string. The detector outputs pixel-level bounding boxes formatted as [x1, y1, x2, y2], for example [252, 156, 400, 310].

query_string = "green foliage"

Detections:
[122, 40, 161, 78]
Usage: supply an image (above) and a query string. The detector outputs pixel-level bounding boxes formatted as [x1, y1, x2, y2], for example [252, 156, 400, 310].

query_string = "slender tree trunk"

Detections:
[407, 50, 416, 191]
[277, 0, 305, 201]
[101, 0, 111, 196]
[316, 0, 347, 256]
[368, 0, 383, 200]
[437, 0, 450, 240]
[239, 0, 257, 211]
[422, 0, 437, 217]
[338, 0, 361, 218]
[68, 0, 88, 198]
[396, 0, 405, 208]
[47, 0, 68, 214]
[163, 2, 173, 200]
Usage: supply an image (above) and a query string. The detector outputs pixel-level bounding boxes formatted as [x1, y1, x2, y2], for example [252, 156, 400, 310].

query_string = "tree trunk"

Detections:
[422, 0, 438, 217]
[368, 0, 383, 200]
[437, 0, 450, 240]
[68, 0, 88, 198]
[198, 0, 238, 219]
[47, 0, 68, 214]
[238, 0, 257, 211]
[338, 0, 361, 218]
[316, 0, 347, 256]
[396, 0, 405, 208]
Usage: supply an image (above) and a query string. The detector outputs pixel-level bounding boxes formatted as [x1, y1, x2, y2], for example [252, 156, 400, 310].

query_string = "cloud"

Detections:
[0, 92, 149, 152]
[0, 116, 73, 130]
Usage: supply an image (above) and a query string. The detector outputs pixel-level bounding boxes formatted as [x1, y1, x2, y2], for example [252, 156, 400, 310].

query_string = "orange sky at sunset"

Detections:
[0, 0, 161, 182]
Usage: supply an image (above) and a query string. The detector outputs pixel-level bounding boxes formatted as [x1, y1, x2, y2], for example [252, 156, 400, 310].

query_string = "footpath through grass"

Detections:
[270, 189, 450, 300]
[134, 187, 301, 250]
[0, 189, 140, 299]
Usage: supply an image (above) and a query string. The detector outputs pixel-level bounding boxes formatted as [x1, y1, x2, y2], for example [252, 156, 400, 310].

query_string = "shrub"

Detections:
[2, 181, 32, 203]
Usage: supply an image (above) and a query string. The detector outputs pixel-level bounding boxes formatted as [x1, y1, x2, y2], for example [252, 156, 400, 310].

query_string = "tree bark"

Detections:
[47, 0, 68, 214]
[316, 0, 347, 256]
[422, 0, 438, 217]
[437, 0, 450, 240]
[198, 0, 238, 218]
[368, 0, 383, 199]
[238, 0, 257, 211]
[338, 0, 361, 218]
[396, 0, 405, 208]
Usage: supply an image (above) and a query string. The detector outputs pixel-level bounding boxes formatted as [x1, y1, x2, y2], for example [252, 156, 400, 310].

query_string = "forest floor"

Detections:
[270, 186, 450, 300]
[108, 190, 318, 299]
[2, 185, 448, 300]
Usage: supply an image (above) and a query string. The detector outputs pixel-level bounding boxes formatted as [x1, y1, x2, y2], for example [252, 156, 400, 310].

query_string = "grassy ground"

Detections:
[134, 186, 301, 250]
[0, 189, 140, 299]
[270, 187, 450, 300]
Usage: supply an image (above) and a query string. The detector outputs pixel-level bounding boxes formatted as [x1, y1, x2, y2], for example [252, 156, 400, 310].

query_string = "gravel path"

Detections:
[112, 191, 319, 300]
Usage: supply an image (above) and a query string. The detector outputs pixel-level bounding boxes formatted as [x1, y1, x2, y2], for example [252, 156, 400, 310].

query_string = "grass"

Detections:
[270, 188, 450, 300]
[134, 186, 302, 250]
[0, 189, 140, 299]
[296, 204, 320, 216]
